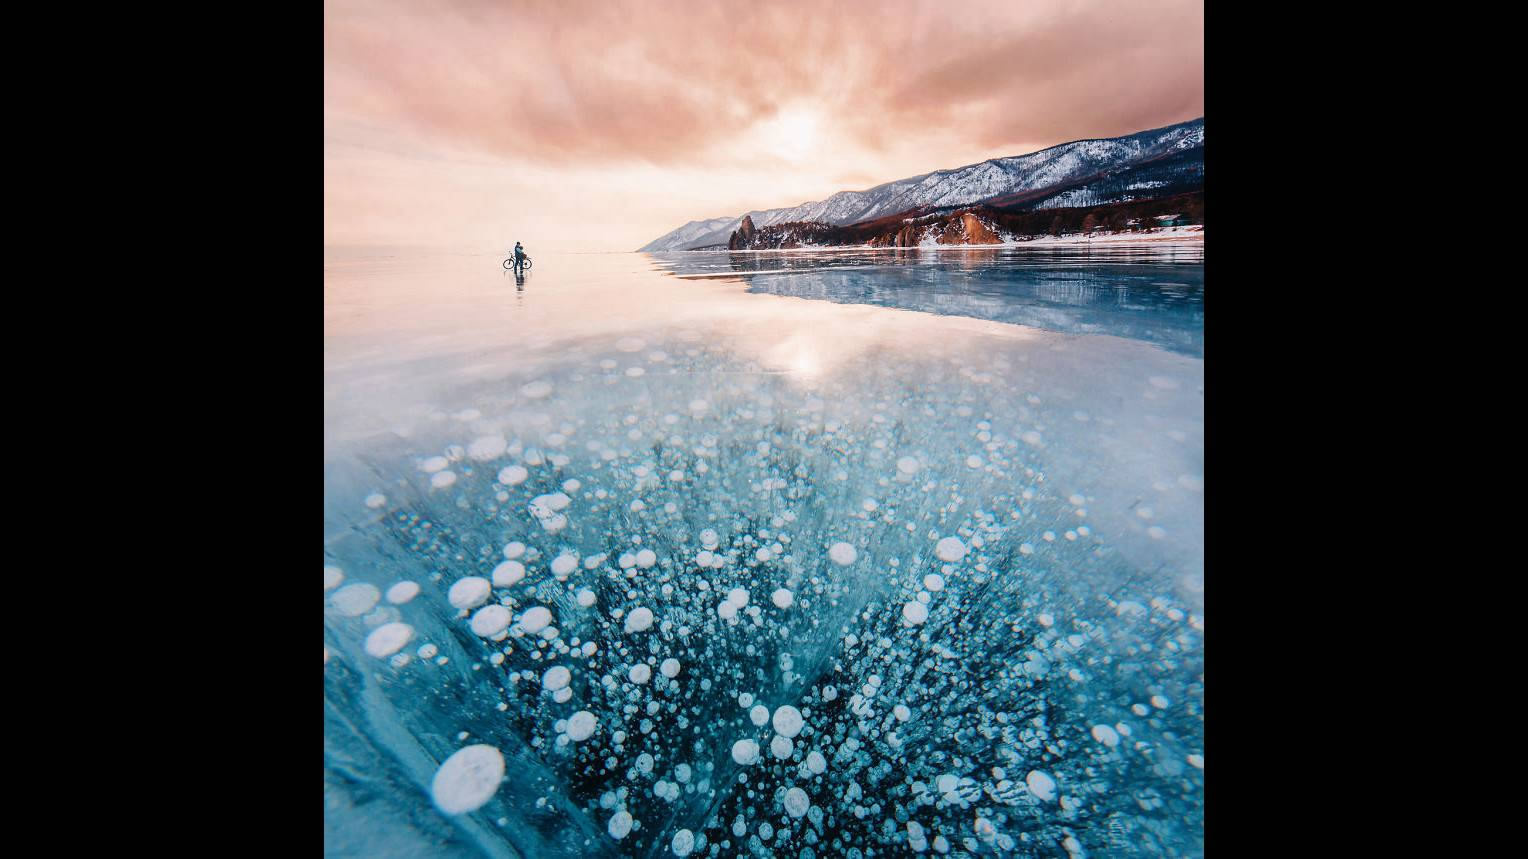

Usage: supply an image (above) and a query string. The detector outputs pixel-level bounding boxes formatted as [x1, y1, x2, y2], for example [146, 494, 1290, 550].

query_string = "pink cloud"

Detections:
[325, 0, 1202, 252]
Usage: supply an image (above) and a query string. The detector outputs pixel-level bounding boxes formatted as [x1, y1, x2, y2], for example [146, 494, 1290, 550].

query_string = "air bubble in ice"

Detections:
[471, 605, 512, 637]
[829, 543, 858, 565]
[430, 744, 504, 815]
[448, 577, 491, 610]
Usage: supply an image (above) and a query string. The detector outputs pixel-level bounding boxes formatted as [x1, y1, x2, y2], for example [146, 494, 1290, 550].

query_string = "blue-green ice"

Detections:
[325, 245, 1204, 857]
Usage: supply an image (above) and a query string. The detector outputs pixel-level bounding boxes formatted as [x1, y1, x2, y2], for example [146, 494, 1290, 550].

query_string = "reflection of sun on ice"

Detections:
[764, 334, 824, 382]
[788, 348, 820, 378]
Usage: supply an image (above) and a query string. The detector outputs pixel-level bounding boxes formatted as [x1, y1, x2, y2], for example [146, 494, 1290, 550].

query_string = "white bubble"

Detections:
[364, 623, 414, 658]
[421, 456, 448, 473]
[935, 537, 966, 562]
[718, 601, 738, 620]
[543, 665, 571, 691]
[771, 588, 794, 609]
[448, 577, 492, 610]
[431, 744, 504, 815]
[533, 492, 571, 512]
[806, 750, 827, 774]
[364, 493, 387, 509]
[576, 588, 597, 608]
[468, 435, 507, 461]
[607, 810, 633, 840]
[750, 705, 769, 726]
[470, 605, 512, 637]
[727, 587, 750, 608]
[829, 542, 858, 565]
[502, 541, 527, 559]
[897, 456, 920, 474]
[660, 658, 681, 678]
[770, 735, 794, 758]
[636, 549, 657, 568]
[1091, 725, 1120, 747]
[699, 529, 720, 549]
[331, 583, 380, 616]
[1026, 770, 1057, 801]
[491, 561, 524, 587]
[566, 710, 598, 741]
[498, 465, 529, 486]
[386, 581, 420, 604]
[671, 828, 695, 856]
[902, 601, 929, 625]
[772, 705, 804, 738]
[783, 786, 810, 818]
[551, 553, 577, 578]
[894, 704, 912, 722]
[629, 663, 652, 684]
[908, 821, 927, 851]
[624, 606, 655, 633]
[430, 471, 457, 489]
[731, 738, 760, 765]
[520, 606, 553, 633]
[521, 380, 554, 399]
[922, 574, 944, 592]
[324, 566, 344, 590]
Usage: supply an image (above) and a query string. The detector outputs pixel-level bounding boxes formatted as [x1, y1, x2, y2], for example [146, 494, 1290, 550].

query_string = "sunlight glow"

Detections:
[756, 107, 822, 162]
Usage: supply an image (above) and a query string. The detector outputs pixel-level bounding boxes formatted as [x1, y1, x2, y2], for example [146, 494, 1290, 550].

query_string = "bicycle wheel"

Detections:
[521, 258, 532, 270]
[503, 257, 516, 270]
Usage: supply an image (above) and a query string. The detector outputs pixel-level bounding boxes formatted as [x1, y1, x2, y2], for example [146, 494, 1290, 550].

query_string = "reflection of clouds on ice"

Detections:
[324, 249, 1204, 857]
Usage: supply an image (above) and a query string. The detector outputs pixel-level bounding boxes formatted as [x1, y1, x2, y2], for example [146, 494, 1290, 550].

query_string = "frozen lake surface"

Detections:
[324, 246, 1204, 857]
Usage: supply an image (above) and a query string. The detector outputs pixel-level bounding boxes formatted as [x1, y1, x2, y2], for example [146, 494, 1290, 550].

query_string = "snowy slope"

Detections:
[639, 117, 1204, 251]
[637, 215, 742, 252]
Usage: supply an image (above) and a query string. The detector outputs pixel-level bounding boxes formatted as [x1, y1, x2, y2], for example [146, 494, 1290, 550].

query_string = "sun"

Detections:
[756, 106, 821, 162]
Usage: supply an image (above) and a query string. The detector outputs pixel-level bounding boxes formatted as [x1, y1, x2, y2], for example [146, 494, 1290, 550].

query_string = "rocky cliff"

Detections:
[726, 215, 757, 250]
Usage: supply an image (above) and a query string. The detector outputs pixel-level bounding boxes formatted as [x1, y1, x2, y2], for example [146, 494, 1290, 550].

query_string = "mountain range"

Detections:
[638, 117, 1203, 252]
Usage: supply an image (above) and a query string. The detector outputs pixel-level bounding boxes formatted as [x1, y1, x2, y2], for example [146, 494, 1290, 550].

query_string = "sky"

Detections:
[325, 0, 1203, 255]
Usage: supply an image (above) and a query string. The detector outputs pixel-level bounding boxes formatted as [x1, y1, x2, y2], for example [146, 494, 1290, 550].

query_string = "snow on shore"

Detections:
[1016, 225, 1204, 246]
[666, 225, 1203, 254]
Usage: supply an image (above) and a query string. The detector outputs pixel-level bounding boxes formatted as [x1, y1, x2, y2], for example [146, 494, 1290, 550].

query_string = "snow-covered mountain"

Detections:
[639, 117, 1204, 252]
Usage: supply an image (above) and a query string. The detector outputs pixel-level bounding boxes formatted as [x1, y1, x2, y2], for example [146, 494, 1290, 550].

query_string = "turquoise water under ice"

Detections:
[324, 246, 1204, 857]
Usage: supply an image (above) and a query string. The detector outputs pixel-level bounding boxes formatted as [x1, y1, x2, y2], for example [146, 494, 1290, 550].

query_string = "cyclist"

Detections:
[513, 241, 527, 268]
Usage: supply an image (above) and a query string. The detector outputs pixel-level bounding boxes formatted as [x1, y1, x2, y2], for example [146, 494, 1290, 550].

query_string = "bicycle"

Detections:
[502, 254, 533, 271]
